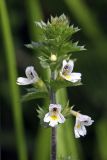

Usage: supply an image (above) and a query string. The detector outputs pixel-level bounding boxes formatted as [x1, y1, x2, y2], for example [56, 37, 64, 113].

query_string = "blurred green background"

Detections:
[1, 0, 107, 160]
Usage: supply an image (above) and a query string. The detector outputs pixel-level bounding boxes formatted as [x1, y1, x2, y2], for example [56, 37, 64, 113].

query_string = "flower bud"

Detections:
[50, 54, 57, 62]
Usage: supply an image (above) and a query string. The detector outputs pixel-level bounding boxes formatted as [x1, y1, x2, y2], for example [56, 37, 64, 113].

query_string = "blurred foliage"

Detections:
[1, 0, 107, 160]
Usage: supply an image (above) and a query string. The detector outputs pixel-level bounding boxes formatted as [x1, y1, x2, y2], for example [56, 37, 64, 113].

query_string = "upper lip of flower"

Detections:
[62, 60, 74, 74]
[16, 66, 39, 85]
[44, 104, 65, 127]
[60, 60, 81, 83]
[49, 104, 61, 113]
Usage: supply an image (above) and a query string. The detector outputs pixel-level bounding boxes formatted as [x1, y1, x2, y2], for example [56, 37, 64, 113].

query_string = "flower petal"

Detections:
[62, 60, 67, 69]
[58, 113, 65, 123]
[49, 104, 62, 113]
[16, 77, 34, 85]
[77, 114, 94, 126]
[78, 114, 90, 121]
[83, 120, 94, 126]
[81, 125, 87, 135]
[74, 128, 80, 138]
[44, 104, 65, 127]
[76, 124, 86, 136]
[49, 119, 58, 127]
[74, 112, 94, 138]
[60, 72, 81, 82]
[59, 71, 72, 81]
[62, 60, 74, 74]
[17, 66, 39, 85]
[44, 113, 50, 122]
[70, 72, 81, 82]
[67, 60, 74, 72]
[25, 66, 39, 80]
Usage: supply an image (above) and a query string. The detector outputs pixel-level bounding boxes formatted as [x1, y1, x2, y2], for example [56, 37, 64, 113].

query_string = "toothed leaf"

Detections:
[50, 79, 82, 91]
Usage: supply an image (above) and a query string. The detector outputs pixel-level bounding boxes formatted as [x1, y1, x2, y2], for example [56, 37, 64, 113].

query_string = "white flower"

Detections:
[60, 60, 81, 82]
[44, 104, 65, 127]
[17, 66, 39, 85]
[74, 112, 94, 138]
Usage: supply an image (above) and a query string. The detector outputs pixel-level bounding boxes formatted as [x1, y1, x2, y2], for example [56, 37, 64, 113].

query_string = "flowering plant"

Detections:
[17, 14, 94, 160]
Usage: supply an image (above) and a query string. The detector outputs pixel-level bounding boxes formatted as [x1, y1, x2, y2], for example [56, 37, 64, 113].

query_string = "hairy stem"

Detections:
[51, 127, 56, 160]
[50, 71, 56, 160]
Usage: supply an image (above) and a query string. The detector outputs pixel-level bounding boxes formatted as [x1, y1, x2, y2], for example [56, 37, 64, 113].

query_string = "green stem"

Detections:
[0, 1, 27, 160]
[50, 72, 56, 160]
[51, 127, 56, 160]
[50, 72, 56, 104]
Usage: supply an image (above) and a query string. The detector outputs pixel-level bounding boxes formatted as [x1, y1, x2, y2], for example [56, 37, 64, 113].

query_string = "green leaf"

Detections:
[21, 89, 49, 102]
[40, 60, 50, 68]
[50, 79, 82, 91]
[38, 56, 50, 68]
[35, 21, 47, 29]
[62, 102, 74, 118]
[25, 41, 44, 49]
[36, 106, 46, 119]
[36, 106, 50, 127]
[27, 14, 85, 59]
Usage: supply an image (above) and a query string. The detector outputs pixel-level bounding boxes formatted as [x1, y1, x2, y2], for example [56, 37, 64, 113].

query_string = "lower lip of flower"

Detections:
[64, 75, 71, 80]
[76, 123, 81, 128]
[50, 115, 58, 120]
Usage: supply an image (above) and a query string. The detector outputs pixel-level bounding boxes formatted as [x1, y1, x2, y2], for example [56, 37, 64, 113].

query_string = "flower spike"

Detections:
[44, 104, 65, 127]
[60, 60, 81, 83]
[17, 66, 39, 85]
